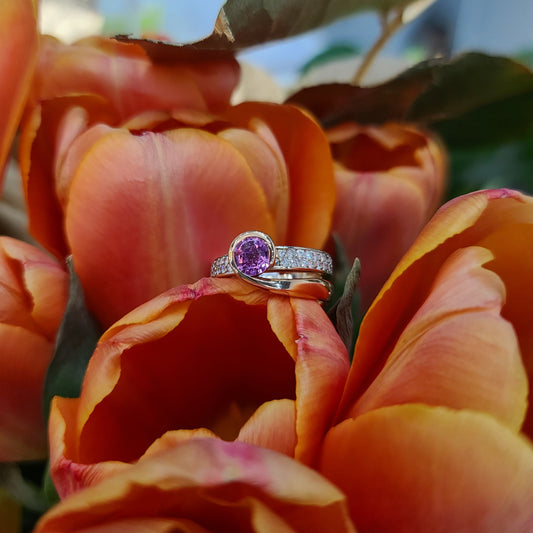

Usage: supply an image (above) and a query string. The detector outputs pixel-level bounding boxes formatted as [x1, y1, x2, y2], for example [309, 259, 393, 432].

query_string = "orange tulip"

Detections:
[0, 0, 37, 186]
[0, 237, 68, 461]
[22, 79, 335, 327]
[36, 439, 355, 532]
[48, 277, 349, 497]
[19, 35, 240, 258]
[319, 189, 533, 530]
[329, 122, 446, 311]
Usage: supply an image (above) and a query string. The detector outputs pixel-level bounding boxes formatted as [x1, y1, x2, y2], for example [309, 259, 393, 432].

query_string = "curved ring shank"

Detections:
[235, 270, 333, 301]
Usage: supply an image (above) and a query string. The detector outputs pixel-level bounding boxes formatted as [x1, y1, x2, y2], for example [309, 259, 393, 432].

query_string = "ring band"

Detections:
[210, 231, 333, 300]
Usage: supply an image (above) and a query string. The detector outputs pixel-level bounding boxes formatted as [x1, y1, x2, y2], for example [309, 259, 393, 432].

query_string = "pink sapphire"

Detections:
[233, 236, 271, 276]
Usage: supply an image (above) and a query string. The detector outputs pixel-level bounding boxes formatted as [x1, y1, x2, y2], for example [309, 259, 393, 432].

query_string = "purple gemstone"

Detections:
[233, 236, 271, 276]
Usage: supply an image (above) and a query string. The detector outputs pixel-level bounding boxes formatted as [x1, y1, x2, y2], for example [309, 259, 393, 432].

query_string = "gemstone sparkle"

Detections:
[233, 236, 271, 276]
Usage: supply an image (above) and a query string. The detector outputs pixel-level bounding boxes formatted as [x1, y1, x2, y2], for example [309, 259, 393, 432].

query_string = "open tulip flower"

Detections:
[20, 36, 335, 327]
[35, 438, 355, 533]
[48, 277, 349, 497]
[0, 237, 67, 461]
[329, 122, 446, 312]
[39, 188, 533, 532]
[319, 189, 533, 530]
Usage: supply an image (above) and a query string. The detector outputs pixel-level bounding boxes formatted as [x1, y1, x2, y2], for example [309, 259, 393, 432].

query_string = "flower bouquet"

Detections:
[1, 1, 533, 531]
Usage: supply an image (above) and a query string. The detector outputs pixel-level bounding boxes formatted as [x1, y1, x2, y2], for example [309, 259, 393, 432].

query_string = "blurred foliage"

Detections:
[301, 44, 361, 75]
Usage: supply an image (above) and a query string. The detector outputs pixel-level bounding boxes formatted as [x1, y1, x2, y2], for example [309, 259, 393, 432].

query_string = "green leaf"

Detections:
[335, 258, 361, 354]
[446, 132, 533, 198]
[288, 53, 533, 148]
[0, 465, 46, 514]
[42, 257, 101, 422]
[42, 465, 59, 508]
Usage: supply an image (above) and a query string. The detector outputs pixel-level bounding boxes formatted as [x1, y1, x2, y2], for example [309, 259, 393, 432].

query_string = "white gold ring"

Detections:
[210, 231, 333, 301]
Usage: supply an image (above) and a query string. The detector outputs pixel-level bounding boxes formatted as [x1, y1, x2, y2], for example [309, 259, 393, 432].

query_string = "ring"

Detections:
[210, 231, 333, 301]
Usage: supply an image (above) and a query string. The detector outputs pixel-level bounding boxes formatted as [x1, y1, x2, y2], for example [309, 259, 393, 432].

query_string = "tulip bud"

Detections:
[0, 237, 67, 461]
[330, 122, 446, 311]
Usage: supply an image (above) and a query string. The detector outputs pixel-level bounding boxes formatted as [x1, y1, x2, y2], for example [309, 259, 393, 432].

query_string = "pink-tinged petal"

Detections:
[343, 246, 527, 430]
[66, 128, 275, 326]
[38, 439, 355, 532]
[0, 0, 37, 181]
[320, 405, 533, 532]
[289, 298, 350, 464]
[338, 190, 533, 426]
[49, 397, 129, 499]
[49, 278, 349, 495]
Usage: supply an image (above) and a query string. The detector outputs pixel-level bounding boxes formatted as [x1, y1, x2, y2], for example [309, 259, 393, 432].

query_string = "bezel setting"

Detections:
[228, 231, 276, 277]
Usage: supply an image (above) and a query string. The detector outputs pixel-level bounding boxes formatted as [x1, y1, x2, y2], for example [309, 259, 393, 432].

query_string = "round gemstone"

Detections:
[233, 236, 271, 276]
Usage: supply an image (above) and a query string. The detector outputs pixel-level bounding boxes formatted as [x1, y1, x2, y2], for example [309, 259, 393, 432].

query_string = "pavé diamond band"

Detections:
[210, 231, 333, 301]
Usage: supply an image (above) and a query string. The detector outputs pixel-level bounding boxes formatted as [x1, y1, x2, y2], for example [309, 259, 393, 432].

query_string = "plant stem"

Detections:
[351, 8, 405, 86]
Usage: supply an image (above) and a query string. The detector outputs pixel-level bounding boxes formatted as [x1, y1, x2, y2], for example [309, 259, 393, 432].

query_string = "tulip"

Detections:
[319, 189, 533, 530]
[0, 237, 68, 461]
[329, 122, 446, 311]
[0, 0, 37, 185]
[23, 101, 335, 327]
[36, 439, 355, 532]
[48, 277, 349, 498]
[19, 35, 240, 258]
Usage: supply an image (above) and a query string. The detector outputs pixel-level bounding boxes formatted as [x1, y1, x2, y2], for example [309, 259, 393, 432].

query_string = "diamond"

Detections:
[233, 236, 271, 276]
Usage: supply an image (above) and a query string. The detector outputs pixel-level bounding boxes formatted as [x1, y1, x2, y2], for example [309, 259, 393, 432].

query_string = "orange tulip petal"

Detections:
[38, 439, 355, 533]
[478, 222, 533, 435]
[0, 324, 53, 460]
[289, 298, 350, 464]
[1, 237, 67, 338]
[237, 399, 297, 456]
[224, 103, 336, 248]
[339, 190, 533, 425]
[49, 397, 129, 498]
[66, 128, 275, 325]
[20, 95, 116, 258]
[0, 238, 67, 461]
[333, 165, 429, 308]
[49, 278, 349, 495]
[34, 36, 239, 117]
[330, 123, 446, 309]
[218, 126, 289, 242]
[320, 405, 533, 532]
[346, 246, 527, 430]
[0, 0, 37, 179]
